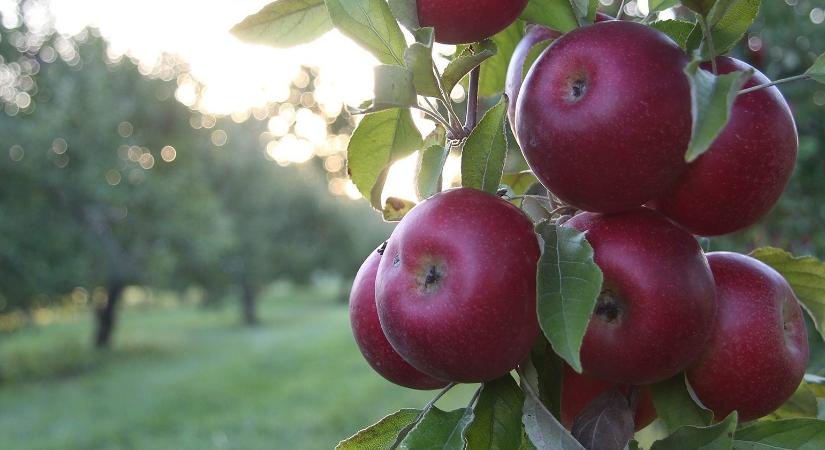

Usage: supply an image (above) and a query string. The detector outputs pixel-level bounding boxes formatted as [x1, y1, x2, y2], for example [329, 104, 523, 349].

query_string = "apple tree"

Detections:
[233, 0, 825, 448]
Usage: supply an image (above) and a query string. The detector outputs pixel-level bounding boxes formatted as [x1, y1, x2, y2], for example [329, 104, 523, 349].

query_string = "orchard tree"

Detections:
[235, 0, 825, 449]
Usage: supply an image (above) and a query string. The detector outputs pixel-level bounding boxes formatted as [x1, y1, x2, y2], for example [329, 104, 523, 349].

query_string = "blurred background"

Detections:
[0, 0, 823, 448]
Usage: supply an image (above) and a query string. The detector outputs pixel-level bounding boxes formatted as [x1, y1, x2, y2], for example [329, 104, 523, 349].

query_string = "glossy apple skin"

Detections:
[350, 248, 449, 390]
[516, 21, 691, 213]
[687, 252, 809, 421]
[564, 208, 716, 385]
[417, 0, 527, 44]
[375, 188, 540, 383]
[651, 57, 798, 236]
[560, 364, 657, 432]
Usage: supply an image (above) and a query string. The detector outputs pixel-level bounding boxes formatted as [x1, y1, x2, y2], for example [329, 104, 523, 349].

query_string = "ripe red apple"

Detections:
[564, 208, 716, 385]
[687, 252, 809, 421]
[651, 57, 798, 236]
[417, 0, 528, 44]
[375, 188, 540, 383]
[560, 364, 657, 432]
[350, 247, 448, 390]
[516, 21, 691, 213]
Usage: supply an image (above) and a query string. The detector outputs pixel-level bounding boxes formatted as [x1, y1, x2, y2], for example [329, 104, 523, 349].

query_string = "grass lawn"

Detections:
[0, 288, 478, 450]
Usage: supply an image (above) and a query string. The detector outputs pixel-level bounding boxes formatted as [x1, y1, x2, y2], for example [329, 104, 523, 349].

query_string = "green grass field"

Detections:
[0, 288, 478, 450]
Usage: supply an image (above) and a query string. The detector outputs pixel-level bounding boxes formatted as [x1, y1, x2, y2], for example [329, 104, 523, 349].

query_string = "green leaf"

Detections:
[682, 0, 719, 16]
[335, 409, 421, 449]
[735, 419, 825, 449]
[650, 374, 713, 433]
[387, 0, 419, 32]
[534, 223, 603, 373]
[521, 378, 585, 450]
[372, 65, 417, 111]
[526, 340, 564, 418]
[569, 0, 595, 26]
[806, 52, 825, 84]
[324, 0, 407, 66]
[415, 125, 448, 200]
[231, 0, 332, 48]
[683, 59, 753, 162]
[441, 40, 498, 97]
[768, 382, 819, 420]
[404, 44, 441, 98]
[750, 247, 825, 340]
[702, 0, 761, 56]
[466, 374, 525, 449]
[400, 407, 474, 450]
[520, 0, 578, 32]
[650, 412, 737, 450]
[382, 197, 417, 222]
[650, 20, 697, 50]
[461, 97, 509, 193]
[347, 108, 423, 209]
[469, 21, 525, 97]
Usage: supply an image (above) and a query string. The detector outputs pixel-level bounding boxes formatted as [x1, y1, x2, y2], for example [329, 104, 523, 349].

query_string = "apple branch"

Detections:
[464, 65, 481, 133]
[698, 16, 718, 74]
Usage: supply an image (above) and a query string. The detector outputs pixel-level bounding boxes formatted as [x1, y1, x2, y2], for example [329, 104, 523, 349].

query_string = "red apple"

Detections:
[516, 21, 691, 213]
[350, 247, 448, 390]
[651, 57, 798, 236]
[417, 0, 528, 44]
[687, 252, 809, 421]
[564, 208, 716, 385]
[375, 188, 540, 383]
[561, 364, 657, 432]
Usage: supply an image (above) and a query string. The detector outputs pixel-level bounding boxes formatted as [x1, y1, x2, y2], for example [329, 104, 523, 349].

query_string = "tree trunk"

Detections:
[241, 283, 258, 326]
[95, 282, 124, 349]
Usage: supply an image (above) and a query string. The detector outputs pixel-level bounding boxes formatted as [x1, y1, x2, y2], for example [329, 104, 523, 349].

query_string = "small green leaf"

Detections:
[735, 419, 825, 449]
[387, 0, 419, 32]
[683, 59, 753, 162]
[325, 0, 407, 66]
[650, 411, 737, 450]
[415, 125, 448, 200]
[382, 197, 417, 222]
[520, 0, 578, 32]
[373, 65, 417, 111]
[441, 40, 497, 97]
[768, 382, 819, 420]
[569, 0, 595, 26]
[461, 96, 509, 193]
[806, 52, 825, 84]
[682, 0, 719, 16]
[750, 247, 825, 340]
[501, 171, 540, 196]
[650, 20, 697, 50]
[400, 407, 474, 450]
[335, 409, 421, 449]
[650, 374, 713, 433]
[534, 223, 603, 373]
[404, 44, 441, 98]
[231, 0, 332, 48]
[702, 0, 760, 56]
[522, 378, 585, 450]
[465, 374, 525, 449]
[347, 108, 423, 209]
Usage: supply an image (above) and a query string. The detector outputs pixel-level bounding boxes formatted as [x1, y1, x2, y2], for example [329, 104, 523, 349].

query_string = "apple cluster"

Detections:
[349, 18, 809, 428]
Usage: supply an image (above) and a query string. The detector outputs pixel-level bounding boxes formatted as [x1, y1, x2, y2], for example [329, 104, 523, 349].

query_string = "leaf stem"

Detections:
[698, 16, 718, 74]
[616, 0, 627, 20]
[464, 65, 480, 134]
[738, 73, 811, 95]
[413, 105, 462, 137]
[388, 382, 457, 450]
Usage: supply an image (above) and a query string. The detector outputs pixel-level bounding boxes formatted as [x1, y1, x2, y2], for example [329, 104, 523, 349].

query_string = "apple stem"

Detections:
[388, 382, 457, 450]
[464, 65, 481, 134]
[616, 0, 627, 20]
[739, 74, 811, 95]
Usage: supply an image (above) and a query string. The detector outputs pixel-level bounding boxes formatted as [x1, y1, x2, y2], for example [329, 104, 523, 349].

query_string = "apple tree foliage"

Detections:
[233, 0, 825, 448]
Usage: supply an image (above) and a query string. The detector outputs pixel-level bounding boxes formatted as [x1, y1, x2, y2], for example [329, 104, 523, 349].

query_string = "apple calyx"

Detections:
[594, 288, 623, 324]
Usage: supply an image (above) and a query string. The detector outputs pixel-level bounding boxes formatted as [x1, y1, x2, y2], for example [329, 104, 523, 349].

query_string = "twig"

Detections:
[739, 74, 811, 95]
